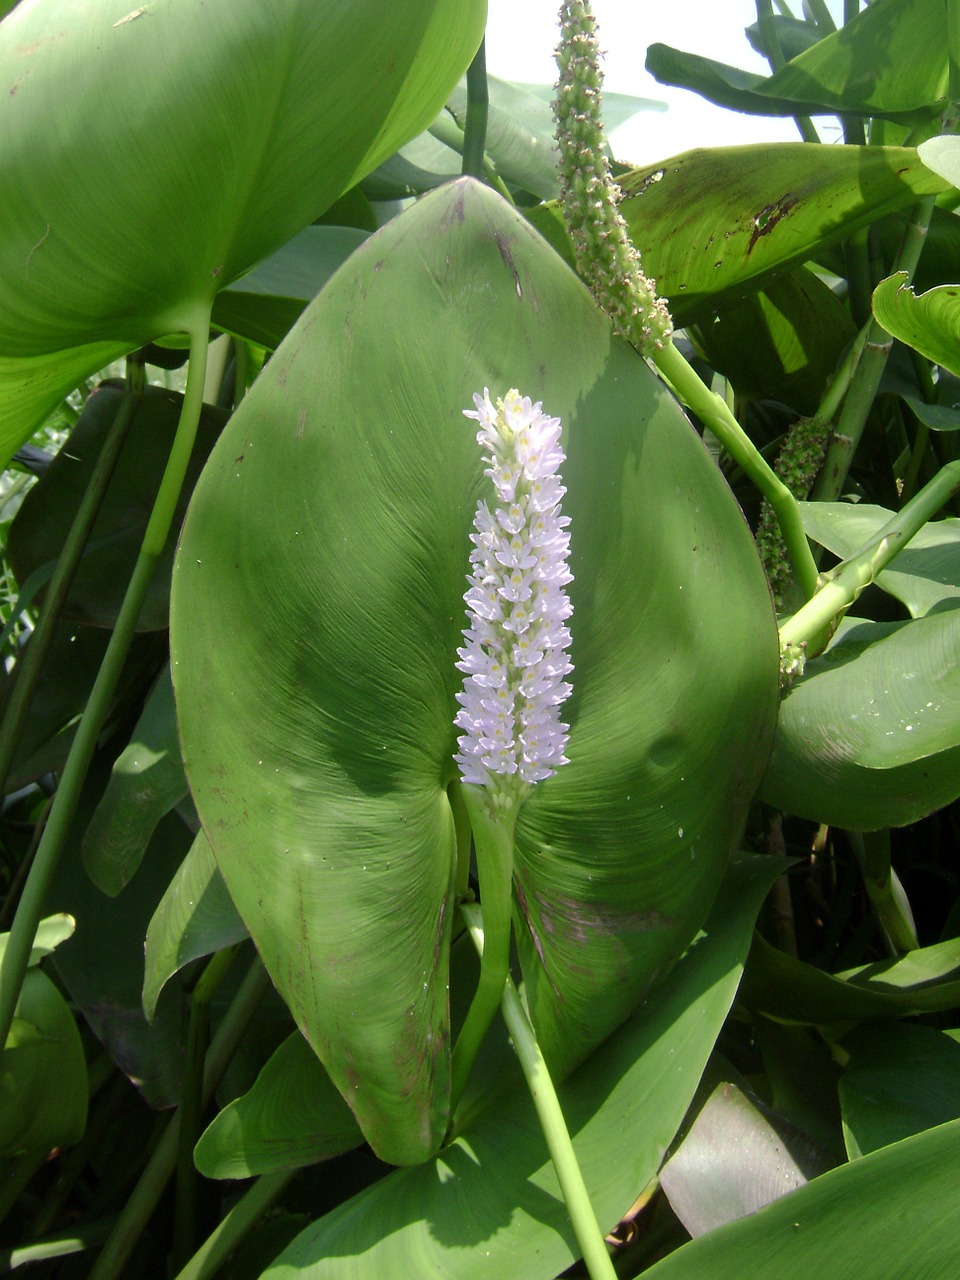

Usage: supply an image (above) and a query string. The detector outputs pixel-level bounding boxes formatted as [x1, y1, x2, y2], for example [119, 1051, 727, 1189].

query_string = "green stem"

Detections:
[0, 316, 210, 1057]
[427, 114, 515, 204]
[173, 946, 238, 1271]
[173, 1168, 296, 1280]
[848, 830, 918, 957]
[0, 384, 141, 793]
[653, 341, 820, 600]
[89, 954, 270, 1280]
[461, 903, 617, 1280]
[814, 197, 935, 502]
[450, 784, 517, 1108]
[804, 0, 837, 32]
[780, 459, 960, 650]
[462, 37, 489, 181]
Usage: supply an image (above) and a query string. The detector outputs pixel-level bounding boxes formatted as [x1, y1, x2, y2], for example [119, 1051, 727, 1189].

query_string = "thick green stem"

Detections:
[462, 37, 489, 181]
[173, 946, 238, 1270]
[450, 784, 517, 1108]
[173, 1168, 296, 1280]
[461, 904, 617, 1280]
[89, 955, 270, 1280]
[814, 197, 935, 501]
[0, 318, 210, 1056]
[653, 341, 820, 600]
[780, 459, 960, 650]
[0, 383, 141, 794]
[849, 830, 918, 957]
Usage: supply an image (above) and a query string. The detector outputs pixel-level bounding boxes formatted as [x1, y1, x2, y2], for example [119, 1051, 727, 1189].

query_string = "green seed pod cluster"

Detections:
[757, 414, 831, 611]
[553, 0, 672, 354]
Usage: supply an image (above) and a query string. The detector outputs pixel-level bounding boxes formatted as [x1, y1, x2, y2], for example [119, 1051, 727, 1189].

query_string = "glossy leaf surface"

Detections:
[172, 178, 779, 1163]
[759, 615, 960, 830]
[524, 145, 947, 327]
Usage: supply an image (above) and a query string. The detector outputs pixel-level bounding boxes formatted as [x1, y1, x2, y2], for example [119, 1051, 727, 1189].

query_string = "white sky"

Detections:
[484, 0, 844, 166]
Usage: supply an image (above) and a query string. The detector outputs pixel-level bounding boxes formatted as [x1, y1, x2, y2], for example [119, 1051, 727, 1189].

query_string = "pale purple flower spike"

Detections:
[455, 389, 574, 796]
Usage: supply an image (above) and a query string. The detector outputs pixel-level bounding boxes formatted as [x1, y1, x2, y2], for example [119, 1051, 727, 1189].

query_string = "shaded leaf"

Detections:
[640, 1115, 960, 1279]
[213, 227, 370, 351]
[0, 969, 86, 1157]
[840, 1021, 960, 1158]
[691, 266, 855, 413]
[195, 1030, 362, 1179]
[82, 665, 189, 895]
[661, 1081, 828, 1237]
[741, 929, 960, 1024]
[8, 385, 226, 631]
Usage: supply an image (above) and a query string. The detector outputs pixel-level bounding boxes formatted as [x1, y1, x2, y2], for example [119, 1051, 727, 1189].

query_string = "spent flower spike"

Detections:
[455, 389, 574, 802]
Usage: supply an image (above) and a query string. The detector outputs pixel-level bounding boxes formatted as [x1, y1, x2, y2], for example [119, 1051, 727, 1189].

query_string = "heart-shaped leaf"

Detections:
[172, 178, 779, 1164]
[873, 272, 960, 378]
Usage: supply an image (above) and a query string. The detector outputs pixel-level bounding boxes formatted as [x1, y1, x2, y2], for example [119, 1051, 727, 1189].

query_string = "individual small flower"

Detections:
[455, 389, 574, 801]
[553, 0, 673, 353]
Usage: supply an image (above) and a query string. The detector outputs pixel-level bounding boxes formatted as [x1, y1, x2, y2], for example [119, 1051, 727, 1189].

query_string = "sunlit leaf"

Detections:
[640, 1116, 960, 1279]
[873, 272, 960, 378]
[172, 178, 779, 1163]
[758, 615, 960, 830]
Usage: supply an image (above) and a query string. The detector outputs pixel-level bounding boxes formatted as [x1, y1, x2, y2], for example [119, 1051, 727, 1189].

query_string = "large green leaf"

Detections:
[641, 1115, 960, 1279]
[527, 145, 947, 329]
[263, 856, 783, 1279]
[647, 0, 947, 122]
[758, 614, 960, 830]
[171, 178, 779, 1163]
[0, 0, 485, 461]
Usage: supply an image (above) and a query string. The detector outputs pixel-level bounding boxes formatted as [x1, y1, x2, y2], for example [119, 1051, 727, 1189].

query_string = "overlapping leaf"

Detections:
[0, 0, 485, 455]
[171, 178, 779, 1163]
